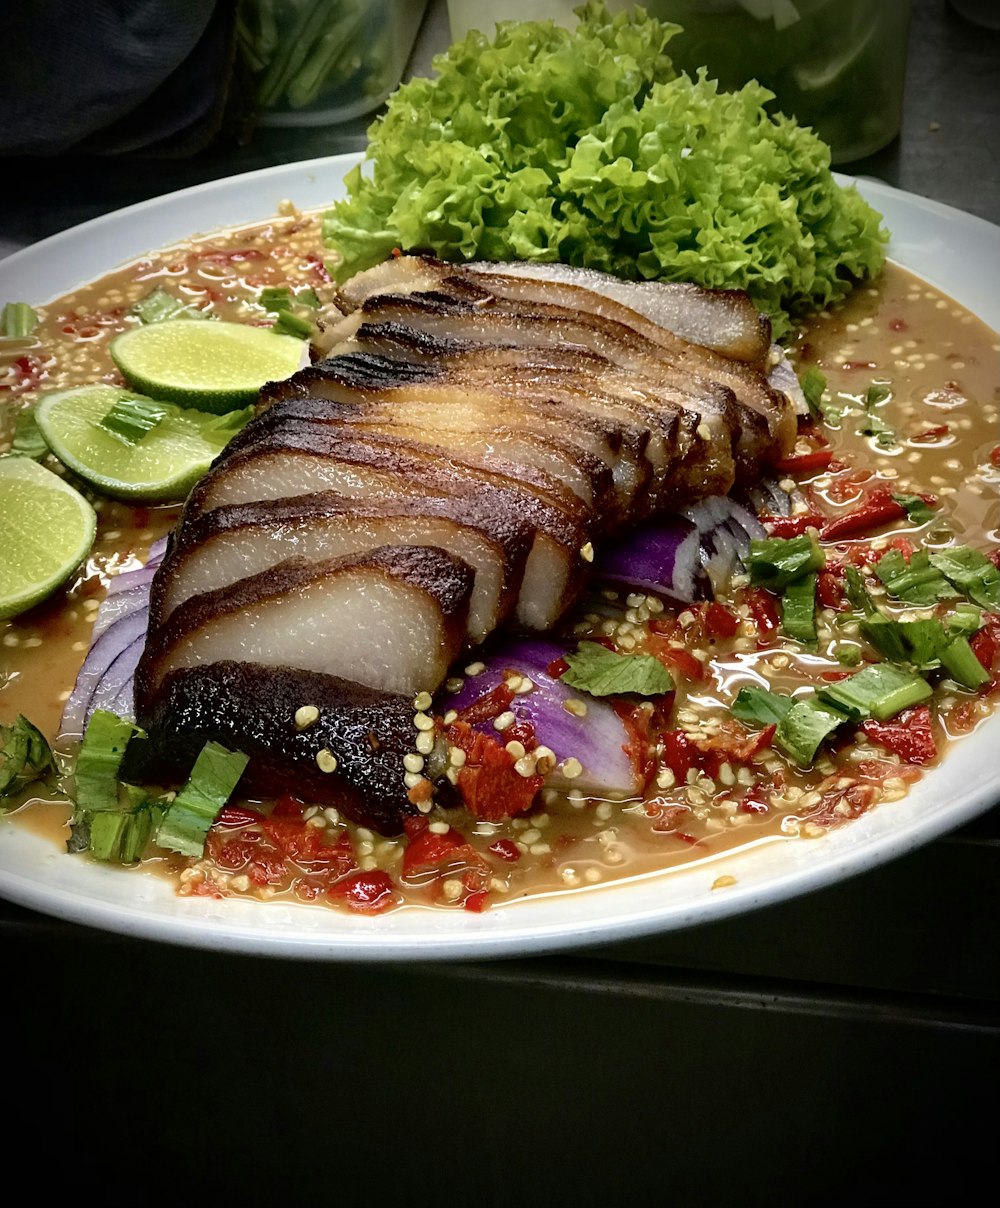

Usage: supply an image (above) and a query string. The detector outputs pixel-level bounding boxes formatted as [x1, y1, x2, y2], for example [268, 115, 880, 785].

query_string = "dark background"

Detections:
[3, 2, 999, 1204]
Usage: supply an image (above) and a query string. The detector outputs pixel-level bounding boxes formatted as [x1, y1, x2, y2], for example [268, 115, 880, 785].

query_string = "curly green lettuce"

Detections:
[321, 1, 887, 339]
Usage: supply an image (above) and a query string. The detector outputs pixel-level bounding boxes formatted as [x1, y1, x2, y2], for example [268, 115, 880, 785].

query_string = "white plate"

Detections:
[1, 154, 998, 960]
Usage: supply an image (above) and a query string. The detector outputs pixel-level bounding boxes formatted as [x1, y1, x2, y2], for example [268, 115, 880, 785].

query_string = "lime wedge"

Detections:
[0, 456, 96, 620]
[35, 385, 249, 502]
[109, 318, 306, 413]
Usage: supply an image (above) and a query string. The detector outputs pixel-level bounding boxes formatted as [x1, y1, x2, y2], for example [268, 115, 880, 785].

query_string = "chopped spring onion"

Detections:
[945, 603, 983, 637]
[781, 572, 818, 643]
[747, 532, 825, 592]
[818, 663, 932, 722]
[87, 785, 163, 864]
[271, 309, 314, 339]
[296, 287, 321, 308]
[859, 413, 897, 449]
[939, 635, 991, 690]
[0, 714, 58, 809]
[929, 546, 1000, 609]
[155, 741, 249, 857]
[73, 709, 143, 815]
[561, 641, 674, 698]
[843, 565, 879, 616]
[131, 287, 205, 324]
[259, 286, 294, 312]
[1, 302, 38, 338]
[97, 395, 170, 446]
[875, 549, 955, 605]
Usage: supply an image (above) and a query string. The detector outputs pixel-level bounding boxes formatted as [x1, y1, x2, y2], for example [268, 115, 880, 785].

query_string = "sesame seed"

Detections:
[412, 690, 432, 711]
[294, 704, 319, 729]
[563, 697, 588, 718]
[413, 711, 434, 731]
[493, 710, 516, 732]
[443, 709, 458, 724]
[449, 746, 467, 768]
[403, 771, 424, 790]
[464, 661, 486, 676]
[514, 755, 538, 777]
[505, 740, 527, 759]
[561, 757, 583, 779]
[403, 752, 425, 773]
[315, 748, 338, 773]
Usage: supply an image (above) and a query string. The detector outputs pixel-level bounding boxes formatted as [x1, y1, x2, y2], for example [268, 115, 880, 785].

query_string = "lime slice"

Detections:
[0, 456, 96, 621]
[36, 385, 248, 502]
[109, 318, 306, 413]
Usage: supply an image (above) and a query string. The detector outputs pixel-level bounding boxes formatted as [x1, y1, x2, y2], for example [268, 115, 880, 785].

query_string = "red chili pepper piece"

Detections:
[909, 424, 951, 444]
[761, 513, 826, 539]
[488, 838, 522, 863]
[214, 804, 264, 829]
[704, 601, 740, 639]
[773, 449, 835, 474]
[819, 487, 908, 541]
[861, 705, 937, 765]
[458, 682, 515, 726]
[328, 870, 399, 914]
[816, 570, 846, 610]
[445, 721, 543, 821]
[991, 445, 1000, 468]
[738, 586, 780, 641]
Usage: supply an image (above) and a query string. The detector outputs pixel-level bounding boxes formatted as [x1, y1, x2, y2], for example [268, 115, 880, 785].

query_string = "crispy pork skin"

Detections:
[135, 545, 474, 708]
[131, 662, 420, 834]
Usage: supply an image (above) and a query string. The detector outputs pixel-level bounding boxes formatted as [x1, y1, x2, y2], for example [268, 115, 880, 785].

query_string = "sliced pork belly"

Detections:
[132, 662, 420, 834]
[260, 360, 648, 519]
[333, 253, 772, 364]
[256, 392, 619, 523]
[151, 491, 533, 645]
[290, 335, 732, 510]
[134, 545, 474, 709]
[324, 293, 782, 480]
[181, 423, 592, 632]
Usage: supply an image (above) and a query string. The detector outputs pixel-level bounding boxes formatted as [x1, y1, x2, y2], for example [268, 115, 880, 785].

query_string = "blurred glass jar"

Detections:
[238, 0, 428, 126]
[643, 0, 913, 164]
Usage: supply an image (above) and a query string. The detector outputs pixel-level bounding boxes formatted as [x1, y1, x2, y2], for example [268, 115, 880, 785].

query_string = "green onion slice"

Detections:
[155, 741, 250, 857]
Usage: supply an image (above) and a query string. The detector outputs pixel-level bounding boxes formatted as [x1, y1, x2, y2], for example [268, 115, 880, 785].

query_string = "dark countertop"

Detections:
[2, 3, 999, 1203]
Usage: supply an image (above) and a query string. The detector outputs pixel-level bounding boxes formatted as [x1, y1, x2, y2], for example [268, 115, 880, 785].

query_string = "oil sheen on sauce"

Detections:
[1, 210, 998, 913]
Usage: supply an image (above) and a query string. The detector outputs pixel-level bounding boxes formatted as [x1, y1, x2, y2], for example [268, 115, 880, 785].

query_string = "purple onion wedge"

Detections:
[596, 517, 706, 604]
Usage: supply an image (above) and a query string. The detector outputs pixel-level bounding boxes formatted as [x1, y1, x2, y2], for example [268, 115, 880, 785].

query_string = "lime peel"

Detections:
[35, 384, 252, 503]
[109, 318, 307, 413]
[0, 456, 96, 621]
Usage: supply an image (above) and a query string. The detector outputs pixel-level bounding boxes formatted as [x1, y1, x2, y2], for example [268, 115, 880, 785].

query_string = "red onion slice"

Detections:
[596, 518, 705, 603]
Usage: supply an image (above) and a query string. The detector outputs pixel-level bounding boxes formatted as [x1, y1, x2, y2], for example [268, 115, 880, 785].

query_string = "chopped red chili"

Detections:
[861, 705, 938, 765]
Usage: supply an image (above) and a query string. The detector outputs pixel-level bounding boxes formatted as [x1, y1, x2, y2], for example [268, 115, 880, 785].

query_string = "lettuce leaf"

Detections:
[322, 1, 887, 339]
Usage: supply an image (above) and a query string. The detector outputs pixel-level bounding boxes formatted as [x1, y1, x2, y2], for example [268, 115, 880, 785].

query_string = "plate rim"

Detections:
[1, 154, 998, 961]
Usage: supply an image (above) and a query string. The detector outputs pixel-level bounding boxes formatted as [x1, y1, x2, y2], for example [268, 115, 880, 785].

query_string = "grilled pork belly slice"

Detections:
[292, 336, 730, 511]
[260, 362, 645, 520]
[324, 293, 781, 480]
[257, 393, 619, 522]
[151, 491, 533, 645]
[332, 254, 772, 364]
[134, 545, 474, 709]
[131, 662, 420, 835]
[182, 424, 591, 632]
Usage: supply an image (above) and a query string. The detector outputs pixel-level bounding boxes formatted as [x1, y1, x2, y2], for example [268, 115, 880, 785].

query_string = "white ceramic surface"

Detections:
[0, 154, 998, 961]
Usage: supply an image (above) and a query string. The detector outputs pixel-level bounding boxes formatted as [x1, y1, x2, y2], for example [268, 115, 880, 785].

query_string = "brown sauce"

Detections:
[2, 209, 998, 916]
